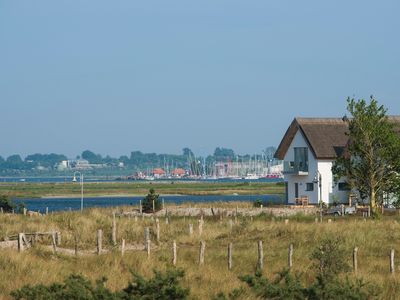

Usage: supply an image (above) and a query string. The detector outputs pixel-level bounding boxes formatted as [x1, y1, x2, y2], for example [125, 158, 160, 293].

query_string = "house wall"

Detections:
[283, 129, 351, 205]
[284, 130, 318, 204]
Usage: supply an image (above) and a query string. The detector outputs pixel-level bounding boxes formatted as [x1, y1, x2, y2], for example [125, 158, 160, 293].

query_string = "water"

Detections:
[14, 194, 285, 213]
[0, 176, 282, 183]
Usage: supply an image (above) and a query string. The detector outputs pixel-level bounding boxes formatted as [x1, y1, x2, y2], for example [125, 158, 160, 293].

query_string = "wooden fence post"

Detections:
[97, 229, 103, 255]
[0, 207, 3, 213]
[56, 232, 61, 246]
[46, 207, 49, 215]
[152, 200, 155, 213]
[156, 218, 160, 243]
[51, 232, 57, 254]
[188, 223, 193, 236]
[257, 240, 264, 270]
[139, 200, 142, 214]
[228, 243, 233, 270]
[172, 240, 177, 265]
[288, 244, 293, 269]
[390, 249, 395, 274]
[162, 198, 165, 210]
[353, 247, 358, 274]
[112, 212, 117, 246]
[18, 233, 24, 252]
[199, 241, 206, 265]
[121, 239, 126, 256]
[146, 239, 151, 258]
[23, 208, 27, 216]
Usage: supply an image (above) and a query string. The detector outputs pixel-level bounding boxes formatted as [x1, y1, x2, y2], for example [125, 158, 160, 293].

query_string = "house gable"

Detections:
[275, 118, 348, 160]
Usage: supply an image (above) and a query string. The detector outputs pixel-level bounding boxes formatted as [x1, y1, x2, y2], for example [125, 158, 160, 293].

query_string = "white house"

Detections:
[274, 118, 350, 205]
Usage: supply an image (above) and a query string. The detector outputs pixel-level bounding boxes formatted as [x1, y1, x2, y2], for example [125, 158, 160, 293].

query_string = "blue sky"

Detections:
[1, 1, 399, 158]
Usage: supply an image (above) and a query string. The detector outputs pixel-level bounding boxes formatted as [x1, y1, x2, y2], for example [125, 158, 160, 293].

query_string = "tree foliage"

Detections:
[0, 195, 15, 212]
[142, 188, 162, 213]
[332, 97, 400, 212]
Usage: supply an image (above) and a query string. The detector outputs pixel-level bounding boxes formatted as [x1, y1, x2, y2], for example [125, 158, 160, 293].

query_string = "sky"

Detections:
[1, 1, 399, 159]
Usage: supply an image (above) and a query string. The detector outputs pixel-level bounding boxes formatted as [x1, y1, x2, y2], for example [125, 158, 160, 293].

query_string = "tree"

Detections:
[4, 155, 24, 170]
[0, 195, 15, 212]
[82, 150, 103, 164]
[142, 188, 162, 213]
[332, 97, 400, 214]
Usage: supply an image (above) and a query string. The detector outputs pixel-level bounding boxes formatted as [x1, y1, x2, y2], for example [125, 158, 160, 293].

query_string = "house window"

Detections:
[338, 182, 350, 191]
[306, 183, 314, 191]
[294, 147, 308, 172]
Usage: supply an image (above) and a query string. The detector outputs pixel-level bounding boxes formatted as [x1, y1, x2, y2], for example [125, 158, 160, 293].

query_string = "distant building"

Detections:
[152, 168, 166, 178]
[171, 168, 186, 177]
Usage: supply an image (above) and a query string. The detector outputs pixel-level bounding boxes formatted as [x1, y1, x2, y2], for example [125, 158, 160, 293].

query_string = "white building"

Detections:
[275, 118, 350, 205]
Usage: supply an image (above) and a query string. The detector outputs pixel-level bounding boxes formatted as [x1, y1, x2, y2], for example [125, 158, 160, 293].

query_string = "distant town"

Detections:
[0, 147, 283, 179]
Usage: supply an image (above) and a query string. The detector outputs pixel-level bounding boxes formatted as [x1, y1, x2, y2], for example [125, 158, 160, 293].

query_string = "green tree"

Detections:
[332, 97, 400, 214]
[0, 195, 15, 212]
[4, 154, 24, 170]
[142, 188, 162, 213]
[82, 150, 103, 164]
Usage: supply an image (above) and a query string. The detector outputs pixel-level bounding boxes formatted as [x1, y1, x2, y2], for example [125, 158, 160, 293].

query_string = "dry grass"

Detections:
[1, 206, 400, 299]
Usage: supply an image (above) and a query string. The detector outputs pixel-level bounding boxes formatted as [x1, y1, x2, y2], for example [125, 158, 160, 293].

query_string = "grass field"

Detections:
[1, 205, 400, 299]
[0, 181, 285, 198]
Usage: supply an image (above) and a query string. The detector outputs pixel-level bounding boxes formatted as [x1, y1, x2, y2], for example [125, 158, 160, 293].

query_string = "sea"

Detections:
[14, 194, 285, 213]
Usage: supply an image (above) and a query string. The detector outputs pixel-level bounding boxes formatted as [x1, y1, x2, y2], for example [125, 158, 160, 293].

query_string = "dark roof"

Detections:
[275, 118, 349, 160]
[275, 116, 400, 160]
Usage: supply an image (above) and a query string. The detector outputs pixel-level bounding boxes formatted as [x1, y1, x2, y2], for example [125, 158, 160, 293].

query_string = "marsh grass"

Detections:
[0, 181, 284, 198]
[1, 206, 400, 299]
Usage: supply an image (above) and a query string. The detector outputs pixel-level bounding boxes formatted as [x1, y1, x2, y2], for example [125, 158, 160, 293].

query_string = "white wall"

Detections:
[283, 130, 318, 204]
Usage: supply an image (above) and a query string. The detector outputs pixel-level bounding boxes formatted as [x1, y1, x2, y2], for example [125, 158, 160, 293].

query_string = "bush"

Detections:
[119, 269, 189, 299]
[253, 199, 263, 208]
[310, 235, 350, 278]
[0, 195, 15, 212]
[142, 188, 162, 213]
[11, 269, 189, 300]
[237, 269, 378, 300]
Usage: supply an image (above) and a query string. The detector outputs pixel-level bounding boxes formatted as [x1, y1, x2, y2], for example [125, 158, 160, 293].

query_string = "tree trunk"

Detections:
[370, 187, 378, 214]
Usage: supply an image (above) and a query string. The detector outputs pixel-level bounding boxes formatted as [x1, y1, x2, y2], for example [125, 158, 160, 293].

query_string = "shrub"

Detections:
[11, 269, 189, 300]
[0, 195, 15, 212]
[142, 188, 162, 213]
[253, 199, 263, 208]
[119, 269, 189, 299]
[310, 235, 350, 278]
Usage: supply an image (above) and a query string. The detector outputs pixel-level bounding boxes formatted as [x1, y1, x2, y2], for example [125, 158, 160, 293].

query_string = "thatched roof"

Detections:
[275, 118, 349, 160]
[275, 116, 400, 160]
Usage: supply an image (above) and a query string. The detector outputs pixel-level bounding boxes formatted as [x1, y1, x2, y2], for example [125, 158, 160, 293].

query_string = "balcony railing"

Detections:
[283, 161, 309, 175]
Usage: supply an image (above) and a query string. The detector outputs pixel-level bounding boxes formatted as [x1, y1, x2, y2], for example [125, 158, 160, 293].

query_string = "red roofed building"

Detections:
[152, 168, 166, 178]
[171, 168, 186, 177]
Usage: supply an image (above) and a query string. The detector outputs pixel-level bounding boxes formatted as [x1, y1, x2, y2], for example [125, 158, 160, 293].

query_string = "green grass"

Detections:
[1, 206, 400, 299]
[0, 181, 284, 198]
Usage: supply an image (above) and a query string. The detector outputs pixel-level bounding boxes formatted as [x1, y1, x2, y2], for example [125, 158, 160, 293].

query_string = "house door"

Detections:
[295, 183, 299, 198]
